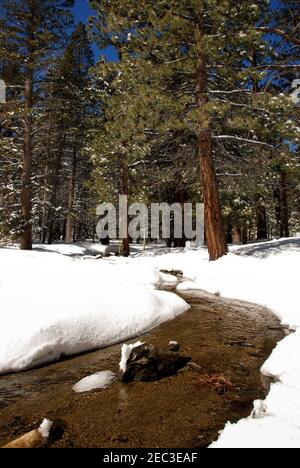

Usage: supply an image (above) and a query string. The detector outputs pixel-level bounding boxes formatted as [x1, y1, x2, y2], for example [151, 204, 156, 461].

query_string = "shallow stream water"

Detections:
[0, 289, 285, 448]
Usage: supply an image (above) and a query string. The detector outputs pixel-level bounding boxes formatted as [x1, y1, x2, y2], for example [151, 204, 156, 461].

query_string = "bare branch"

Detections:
[213, 135, 275, 149]
[256, 27, 300, 47]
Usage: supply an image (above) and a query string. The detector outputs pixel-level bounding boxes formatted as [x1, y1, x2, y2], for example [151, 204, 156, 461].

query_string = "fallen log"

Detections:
[2, 419, 53, 449]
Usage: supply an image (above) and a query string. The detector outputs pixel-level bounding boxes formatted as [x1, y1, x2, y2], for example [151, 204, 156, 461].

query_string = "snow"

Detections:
[119, 341, 144, 374]
[38, 419, 53, 439]
[34, 242, 111, 257]
[141, 237, 300, 448]
[73, 371, 116, 393]
[209, 416, 300, 449]
[262, 330, 300, 385]
[251, 400, 268, 419]
[177, 250, 300, 328]
[0, 247, 189, 374]
[1, 238, 300, 447]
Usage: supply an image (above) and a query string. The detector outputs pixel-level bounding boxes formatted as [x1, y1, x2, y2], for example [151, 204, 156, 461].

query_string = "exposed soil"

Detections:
[0, 289, 285, 448]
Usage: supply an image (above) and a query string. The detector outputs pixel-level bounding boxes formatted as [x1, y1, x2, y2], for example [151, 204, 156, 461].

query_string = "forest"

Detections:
[0, 0, 299, 261]
[0, 0, 300, 451]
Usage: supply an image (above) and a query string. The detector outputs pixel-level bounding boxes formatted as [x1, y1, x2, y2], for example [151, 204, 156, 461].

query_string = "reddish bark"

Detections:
[195, 23, 228, 261]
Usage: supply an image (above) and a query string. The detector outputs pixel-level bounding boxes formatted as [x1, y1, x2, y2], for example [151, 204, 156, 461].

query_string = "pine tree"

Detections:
[0, 0, 74, 249]
[0, 46, 23, 241]
[259, 0, 300, 238]
[91, 0, 276, 260]
[43, 22, 94, 244]
[91, 60, 160, 255]
[257, 0, 300, 73]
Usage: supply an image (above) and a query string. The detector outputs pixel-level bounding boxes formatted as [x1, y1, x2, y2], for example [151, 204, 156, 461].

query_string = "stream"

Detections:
[0, 288, 285, 448]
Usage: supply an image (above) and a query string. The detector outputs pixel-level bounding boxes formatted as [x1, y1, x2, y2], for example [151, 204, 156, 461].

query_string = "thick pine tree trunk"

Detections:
[199, 130, 228, 260]
[20, 72, 33, 250]
[195, 28, 228, 261]
[65, 151, 77, 244]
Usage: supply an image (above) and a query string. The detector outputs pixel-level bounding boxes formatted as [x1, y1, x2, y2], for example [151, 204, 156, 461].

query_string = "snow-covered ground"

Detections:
[139, 237, 300, 448]
[1, 237, 299, 447]
[0, 245, 189, 374]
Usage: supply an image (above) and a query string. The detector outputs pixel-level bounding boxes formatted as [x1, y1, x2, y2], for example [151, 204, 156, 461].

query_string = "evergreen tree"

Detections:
[0, 48, 23, 240]
[0, 0, 74, 249]
[39, 22, 95, 244]
[91, 0, 274, 260]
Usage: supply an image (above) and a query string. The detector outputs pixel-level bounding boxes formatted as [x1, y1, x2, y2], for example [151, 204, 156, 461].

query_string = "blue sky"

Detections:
[72, 0, 118, 62]
[72, 0, 98, 60]
[73, 0, 94, 24]
[271, 0, 281, 8]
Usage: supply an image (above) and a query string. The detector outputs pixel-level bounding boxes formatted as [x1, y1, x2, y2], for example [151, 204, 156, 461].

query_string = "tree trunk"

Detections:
[274, 168, 290, 238]
[274, 188, 282, 237]
[199, 132, 228, 260]
[41, 155, 50, 243]
[232, 224, 242, 245]
[195, 25, 228, 261]
[47, 137, 65, 244]
[41, 119, 53, 243]
[65, 150, 77, 244]
[280, 168, 289, 238]
[173, 188, 186, 248]
[20, 72, 33, 250]
[242, 224, 248, 244]
[256, 204, 267, 240]
[252, 51, 268, 243]
[120, 154, 130, 257]
[226, 219, 233, 244]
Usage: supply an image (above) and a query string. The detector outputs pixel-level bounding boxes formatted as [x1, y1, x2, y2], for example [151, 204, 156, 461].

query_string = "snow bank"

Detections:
[209, 416, 300, 449]
[0, 248, 189, 374]
[160, 238, 300, 448]
[177, 250, 300, 328]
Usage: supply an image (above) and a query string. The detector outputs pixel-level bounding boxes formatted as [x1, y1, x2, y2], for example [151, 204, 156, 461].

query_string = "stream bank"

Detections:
[0, 290, 285, 448]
